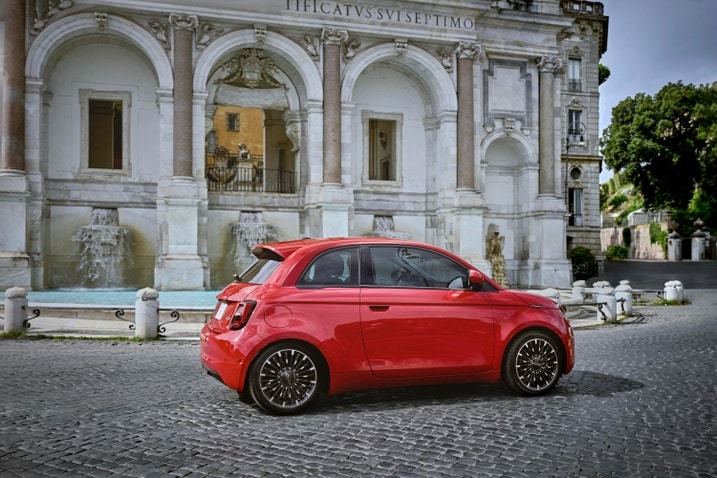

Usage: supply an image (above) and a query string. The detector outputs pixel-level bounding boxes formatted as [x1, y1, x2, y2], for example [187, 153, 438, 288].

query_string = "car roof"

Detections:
[252, 237, 438, 261]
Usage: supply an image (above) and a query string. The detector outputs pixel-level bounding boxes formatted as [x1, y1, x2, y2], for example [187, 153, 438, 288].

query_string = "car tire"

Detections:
[503, 331, 562, 395]
[248, 343, 322, 415]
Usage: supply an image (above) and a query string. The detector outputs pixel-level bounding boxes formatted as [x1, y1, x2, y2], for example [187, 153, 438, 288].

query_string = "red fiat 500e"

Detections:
[200, 237, 574, 414]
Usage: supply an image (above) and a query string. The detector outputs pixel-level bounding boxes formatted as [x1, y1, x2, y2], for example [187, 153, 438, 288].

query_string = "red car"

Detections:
[200, 237, 574, 415]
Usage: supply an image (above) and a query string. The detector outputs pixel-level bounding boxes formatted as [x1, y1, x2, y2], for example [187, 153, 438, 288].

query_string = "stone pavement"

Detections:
[1, 290, 715, 477]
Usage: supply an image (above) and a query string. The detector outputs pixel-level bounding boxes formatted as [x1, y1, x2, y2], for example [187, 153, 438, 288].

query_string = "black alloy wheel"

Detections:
[248, 343, 322, 415]
[503, 331, 562, 395]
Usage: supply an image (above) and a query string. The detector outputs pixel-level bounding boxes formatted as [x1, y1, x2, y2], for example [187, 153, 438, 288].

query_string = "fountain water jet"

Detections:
[71, 208, 132, 288]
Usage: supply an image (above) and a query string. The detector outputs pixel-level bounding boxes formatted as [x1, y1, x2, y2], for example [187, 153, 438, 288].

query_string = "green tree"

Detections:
[601, 82, 717, 227]
[598, 64, 611, 85]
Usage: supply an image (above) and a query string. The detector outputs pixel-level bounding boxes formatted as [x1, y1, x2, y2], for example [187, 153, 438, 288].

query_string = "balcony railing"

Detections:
[206, 166, 296, 193]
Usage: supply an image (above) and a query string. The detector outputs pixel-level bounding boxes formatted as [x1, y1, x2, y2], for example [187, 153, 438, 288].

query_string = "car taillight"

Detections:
[228, 300, 257, 330]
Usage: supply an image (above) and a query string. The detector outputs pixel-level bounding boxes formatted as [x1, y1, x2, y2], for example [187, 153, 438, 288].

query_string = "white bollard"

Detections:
[615, 280, 633, 316]
[595, 286, 617, 323]
[571, 280, 587, 302]
[663, 280, 684, 303]
[134, 288, 159, 339]
[3, 287, 28, 333]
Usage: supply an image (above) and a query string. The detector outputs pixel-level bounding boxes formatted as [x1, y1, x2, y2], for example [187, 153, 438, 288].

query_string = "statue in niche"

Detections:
[486, 224, 509, 288]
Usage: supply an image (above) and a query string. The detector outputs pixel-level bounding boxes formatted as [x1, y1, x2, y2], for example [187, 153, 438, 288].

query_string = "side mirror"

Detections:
[468, 270, 485, 290]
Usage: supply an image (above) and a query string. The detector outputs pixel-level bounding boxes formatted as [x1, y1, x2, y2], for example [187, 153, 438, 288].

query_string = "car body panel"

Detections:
[359, 287, 496, 377]
[199, 237, 574, 406]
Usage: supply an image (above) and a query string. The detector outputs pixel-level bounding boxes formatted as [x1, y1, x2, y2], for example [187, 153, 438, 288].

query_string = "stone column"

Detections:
[154, 14, 204, 290]
[536, 56, 562, 196]
[1, 0, 25, 172]
[321, 29, 347, 185]
[456, 42, 481, 191]
[170, 13, 198, 179]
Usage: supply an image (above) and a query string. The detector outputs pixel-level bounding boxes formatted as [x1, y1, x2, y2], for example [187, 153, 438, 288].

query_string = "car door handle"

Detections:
[368, 305, 390, 312]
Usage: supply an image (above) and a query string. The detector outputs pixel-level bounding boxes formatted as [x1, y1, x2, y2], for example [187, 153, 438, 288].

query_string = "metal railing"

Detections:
[206, 166, 296, 193]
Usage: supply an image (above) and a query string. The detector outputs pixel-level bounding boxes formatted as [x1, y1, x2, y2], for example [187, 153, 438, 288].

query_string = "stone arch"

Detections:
[480, 131, 535, 167]
[26, 13, 173, 89]
[341, 43, 457, 116]
[194, 30, 322, 106]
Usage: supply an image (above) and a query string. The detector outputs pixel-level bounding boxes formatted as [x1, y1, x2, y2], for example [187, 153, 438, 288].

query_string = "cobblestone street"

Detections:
[1, 291, 716, 477]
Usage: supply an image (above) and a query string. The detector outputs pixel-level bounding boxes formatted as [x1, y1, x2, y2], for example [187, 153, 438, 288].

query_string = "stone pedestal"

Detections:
[691, 232, 706, 261]
[155, 179, 205, 290]
[519, 195, 571, 288]
[0, 172, 31, 289]
[667, 232, 681, 262]
[453, 191, 491, 274]
[317, 184, 353, 238]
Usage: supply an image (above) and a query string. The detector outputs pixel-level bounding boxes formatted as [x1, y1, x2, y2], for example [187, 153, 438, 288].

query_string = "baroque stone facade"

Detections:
[0, 0, 608, 290]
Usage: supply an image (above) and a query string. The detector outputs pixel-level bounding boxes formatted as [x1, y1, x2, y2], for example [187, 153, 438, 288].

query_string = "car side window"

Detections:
[298, 248, 358, 287]
[367, 246, 468, 289]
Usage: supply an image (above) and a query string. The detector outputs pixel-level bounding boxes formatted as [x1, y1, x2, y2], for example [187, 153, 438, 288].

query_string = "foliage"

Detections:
[649, 222, 668, 255]
[601, 82, 717, 228]
[605, 244, 628, 261]
[622, 227, 631, 247]
[598, 64, 611, 85]
[568, 246, 598, 280]
[0, 330, 27, 339]
[608, 194, 628, 210]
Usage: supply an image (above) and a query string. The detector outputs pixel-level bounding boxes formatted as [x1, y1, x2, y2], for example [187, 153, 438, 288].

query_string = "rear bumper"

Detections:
[199, 326, 248, 391]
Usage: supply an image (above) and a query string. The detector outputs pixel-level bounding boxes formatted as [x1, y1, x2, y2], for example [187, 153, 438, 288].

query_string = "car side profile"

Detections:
[200, 237, 574, 415]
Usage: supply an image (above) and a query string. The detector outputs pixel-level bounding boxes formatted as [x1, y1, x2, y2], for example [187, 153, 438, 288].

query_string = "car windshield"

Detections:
[236, 258, 281, 284]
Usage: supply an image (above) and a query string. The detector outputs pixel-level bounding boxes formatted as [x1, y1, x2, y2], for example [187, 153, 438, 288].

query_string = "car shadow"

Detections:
[313, 370, 644, 415]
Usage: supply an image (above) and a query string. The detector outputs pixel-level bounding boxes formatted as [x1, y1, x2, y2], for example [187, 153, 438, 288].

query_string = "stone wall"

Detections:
[601, 223, 667, 260]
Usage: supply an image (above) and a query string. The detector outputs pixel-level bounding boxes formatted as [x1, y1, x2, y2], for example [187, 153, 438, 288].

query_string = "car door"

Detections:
[359, 245, 496, 378]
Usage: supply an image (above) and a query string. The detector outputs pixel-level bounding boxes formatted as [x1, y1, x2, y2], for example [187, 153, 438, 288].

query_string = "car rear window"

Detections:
[236, 258, 281, 284]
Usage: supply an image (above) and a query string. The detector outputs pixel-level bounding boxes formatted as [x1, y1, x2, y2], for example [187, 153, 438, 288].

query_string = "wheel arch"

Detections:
[501, 326, 568, 376]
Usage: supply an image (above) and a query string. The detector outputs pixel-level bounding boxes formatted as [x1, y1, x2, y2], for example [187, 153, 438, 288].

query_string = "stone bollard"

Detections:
[3, 287, 28, 333]
[663, 280, 684, 303]
[571, 280, 587, 302]
[595, 286, 617, 323]
[615, 280, 633, 316]
[135, 287, 159, 339]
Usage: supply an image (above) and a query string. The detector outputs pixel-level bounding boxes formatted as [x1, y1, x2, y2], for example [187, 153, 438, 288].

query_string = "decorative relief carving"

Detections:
[434, 48, 454, 72]
[197, 23, 225, 50]
[95, 13, 107, 33]
[219, 49, 284, 89]
[31, 0, 75, 35]
[293, 35, 321, 61]
[254, 24, 267, 47]
[149, 20, 170, 49]
[169, 13, 198, 31]
[569, 97, 583, 108]
[536, 55, 563, 73]
[322, 28, 348, 46]
[503, 117, 516, 136]
[457, 41, 481, 60]
[343, 40, 361, 63]
[394, 38, 408, 58]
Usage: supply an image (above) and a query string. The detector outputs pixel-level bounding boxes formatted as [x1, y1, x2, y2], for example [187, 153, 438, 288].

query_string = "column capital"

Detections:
[169, 13, 198, 31]
[456, 41, 482, 60]
[536, 55, 563, 73]
[322, 28, 348, 46]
